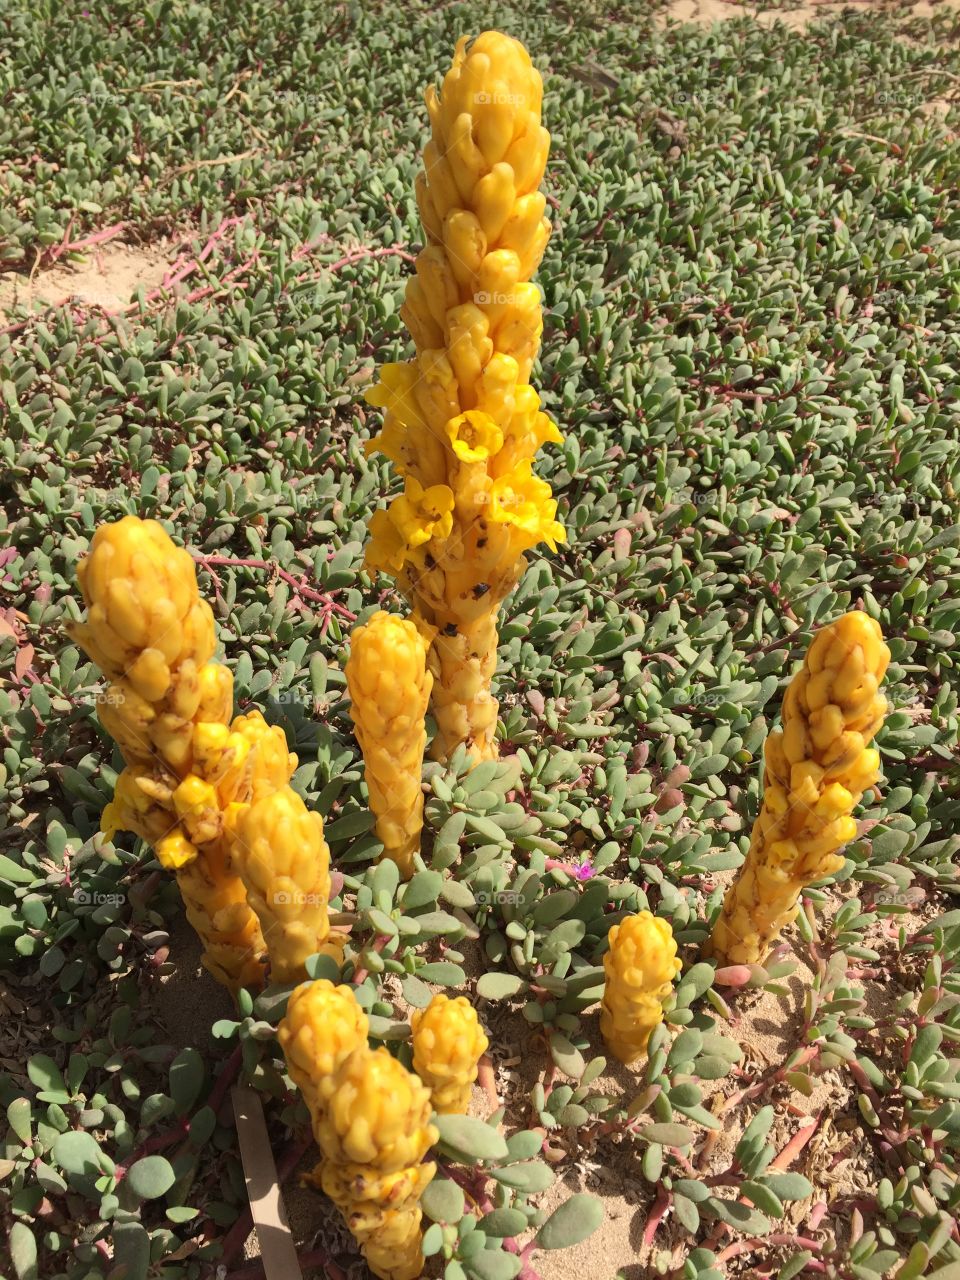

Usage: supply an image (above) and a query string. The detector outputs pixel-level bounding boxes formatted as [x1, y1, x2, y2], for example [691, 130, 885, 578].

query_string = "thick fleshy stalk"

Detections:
[345, 611, 431, 878]
[705, 611, 890, 966]
[411, 993, 489, 1114]
[363, 33, 564, 763]
[601, 911, 682, 1065]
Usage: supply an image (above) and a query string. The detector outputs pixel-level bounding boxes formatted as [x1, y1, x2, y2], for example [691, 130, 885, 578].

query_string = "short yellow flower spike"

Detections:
[411, 993, 489, 1114]
[364, 32, 563, 765]
[345, 611, 432, 879]
[316, 1047, 438, 1280]
[278, 980, 369, 1121]
[706, 611, 890, 966]
[231, 786, 333, 983]
[70, 516, 274, 993]
[601, 911, 682, 1065]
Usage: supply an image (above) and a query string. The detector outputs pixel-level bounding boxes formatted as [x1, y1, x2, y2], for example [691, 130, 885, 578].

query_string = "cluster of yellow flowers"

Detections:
[363, 31, 564, 763]
[69, 516, 338, 989]
[600, 912, 682, 1065]
[279, 980, 438, 1280]
[411, 993, 489, 1114]
[345, 611, 432, 879]
[707, 611, 890, 966]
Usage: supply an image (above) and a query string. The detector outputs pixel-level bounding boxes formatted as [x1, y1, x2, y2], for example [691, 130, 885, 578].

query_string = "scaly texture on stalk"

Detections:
[69, 517, 299, 991]
[345, 611, 432, 879]
[601, 911, 682, 1065]
[278, 979, 369, 1121]
[231, 786, 339, 983]
[315, 1047, 438, 1280]
[363, 32, 564, 764]
[706, 611, 890, 966]
[411, 993, 488, 1114]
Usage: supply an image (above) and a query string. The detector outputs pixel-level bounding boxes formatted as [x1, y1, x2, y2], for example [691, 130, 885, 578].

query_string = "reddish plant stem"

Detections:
[116, 1044, 243, 1178]
[714, 1234, 822, 1265]
[770, 1115, 820, 1171]
[351, 933, 390, 986]
[193, 554, 357, 622]
[642, 1186, 671, 1247]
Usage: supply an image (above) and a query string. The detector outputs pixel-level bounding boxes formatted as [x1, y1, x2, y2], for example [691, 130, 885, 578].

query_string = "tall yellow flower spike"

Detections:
[411, 993, 489, 1114]
[364, 32, 564, 764]
[345, 611, 432, 880]
[601, 911, 682, 1065]
[69, 517, 299, 992]
[316, 1048, 438, 1280]
[706, 611, 890, 967]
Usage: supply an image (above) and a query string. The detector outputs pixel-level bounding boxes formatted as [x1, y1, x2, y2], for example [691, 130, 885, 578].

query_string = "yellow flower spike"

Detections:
[312, 1046, 437, 1280]
[70, 516, 286, 993]
[345, 612, 432, 879]
[706, 611, 890, 967]
[278, 980, 369, 1121]
[363, 33, 562, 765]
[601, 911, 682, 1065]
[231, 786, 332, 983]
[411, 993, 489, 1114]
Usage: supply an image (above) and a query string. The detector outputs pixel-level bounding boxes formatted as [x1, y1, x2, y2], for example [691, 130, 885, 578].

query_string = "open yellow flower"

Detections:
[389, 477, 455, 548]
[489, 461, 565, 551]
[365, 509, 409, 577]
[443, 410, 504, 464]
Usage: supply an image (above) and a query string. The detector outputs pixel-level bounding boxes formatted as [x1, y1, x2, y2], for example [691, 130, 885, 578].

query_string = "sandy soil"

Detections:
[662, 0, 960, 28]
[0, 235, 185, 318]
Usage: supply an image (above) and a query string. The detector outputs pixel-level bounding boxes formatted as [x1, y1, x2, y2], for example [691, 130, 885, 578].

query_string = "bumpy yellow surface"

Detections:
[315, 1047, 438, 1280]
[706, 611, 890, 966]
[363, 32, 564, 763]
[601, 911, 682, 1065]
[345, 611, 432, 879]
[278, 979, 369, 1119]
[70, 517, 297, 992]
[411, 993, 489, 1114]
[232, 787, 335, 983]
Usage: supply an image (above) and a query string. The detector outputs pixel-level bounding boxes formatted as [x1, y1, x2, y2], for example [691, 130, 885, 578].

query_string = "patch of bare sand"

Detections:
[661, 0, 960, 30]
[0, 235, 180, 318]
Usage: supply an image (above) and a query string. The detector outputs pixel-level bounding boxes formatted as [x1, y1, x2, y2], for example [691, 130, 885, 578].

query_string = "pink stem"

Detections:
[193, 554, 357, 621]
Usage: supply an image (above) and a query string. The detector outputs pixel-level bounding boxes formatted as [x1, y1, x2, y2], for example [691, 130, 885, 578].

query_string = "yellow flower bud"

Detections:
[231, 786, 331, 982]
[346, 612, 431, 878]
[278, 980, 369, 1120]
[305, 1047, 438, 1280]
[601, 912, 682, 1064]
[411, 993, 489, 1114]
